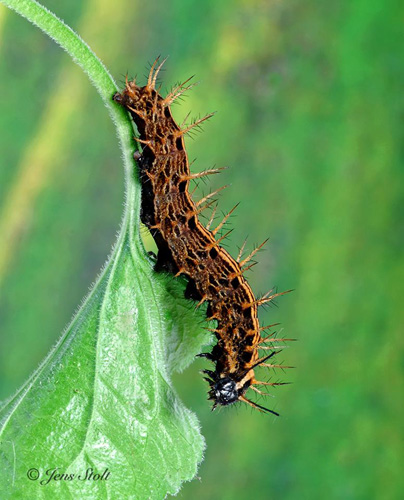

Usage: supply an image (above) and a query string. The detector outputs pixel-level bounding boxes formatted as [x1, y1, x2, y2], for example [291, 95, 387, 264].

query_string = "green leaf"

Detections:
[0, 0, 210, 498]
[0, 231, 209, 498]
[0, 230, 209, 498]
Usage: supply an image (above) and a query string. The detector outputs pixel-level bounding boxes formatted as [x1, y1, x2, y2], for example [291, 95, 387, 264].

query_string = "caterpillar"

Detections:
[113, 58, 291, 415]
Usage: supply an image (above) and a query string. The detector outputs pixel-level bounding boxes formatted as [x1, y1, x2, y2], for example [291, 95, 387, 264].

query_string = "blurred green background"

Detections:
[0, 0, 403, 498]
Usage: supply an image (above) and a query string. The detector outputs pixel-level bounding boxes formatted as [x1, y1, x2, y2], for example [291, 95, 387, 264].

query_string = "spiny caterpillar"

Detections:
[113, 58, 292, 415]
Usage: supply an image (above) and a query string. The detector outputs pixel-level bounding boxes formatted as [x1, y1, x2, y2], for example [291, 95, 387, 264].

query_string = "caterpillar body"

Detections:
[113, 59, 291, 415]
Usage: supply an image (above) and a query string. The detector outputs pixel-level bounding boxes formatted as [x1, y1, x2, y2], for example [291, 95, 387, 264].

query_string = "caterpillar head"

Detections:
[203, 368, 279, 415]
[203, 371, 251, 409]
[212, 377, 239, 406]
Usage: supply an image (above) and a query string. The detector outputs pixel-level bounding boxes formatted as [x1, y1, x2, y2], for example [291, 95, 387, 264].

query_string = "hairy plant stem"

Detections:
[0, 0, 144, 257]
